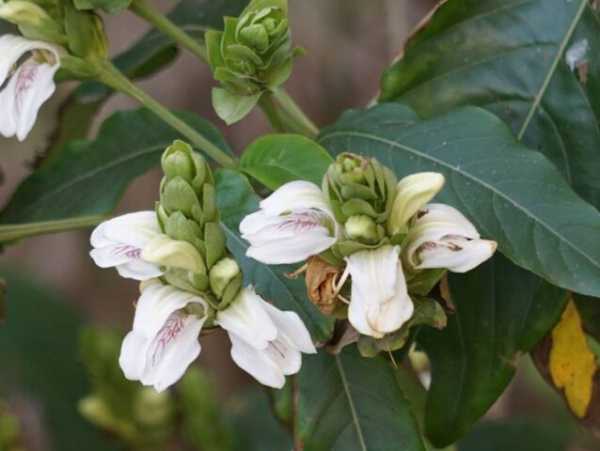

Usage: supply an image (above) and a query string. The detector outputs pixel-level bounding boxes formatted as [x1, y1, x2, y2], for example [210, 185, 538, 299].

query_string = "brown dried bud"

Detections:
[305, 256, 344, 315]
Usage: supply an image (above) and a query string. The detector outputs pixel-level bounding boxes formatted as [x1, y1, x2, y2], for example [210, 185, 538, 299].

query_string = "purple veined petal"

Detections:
[228, 332, 286, 389]
[215, 287, 278, 350]
[416, 238, 497, 273]
[264, 336, 302, 376]
[133, 282, 208, 339]
[0, 35, 60, 85]
[260, 299, 316, 354]
[259, 181, 332, 217]
[141, 311, 206, 392]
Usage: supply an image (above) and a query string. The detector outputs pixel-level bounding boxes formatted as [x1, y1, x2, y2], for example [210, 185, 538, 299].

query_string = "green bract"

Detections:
[206, 0, 300, 124]
[157, 141, 242, 308]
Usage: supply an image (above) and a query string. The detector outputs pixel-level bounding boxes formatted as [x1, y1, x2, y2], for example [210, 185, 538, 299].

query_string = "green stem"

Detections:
[258, 93, 287, 133]
[0, 216, 105, 243]
[129, 0, 208, 63]
[98, 62, 237, 169]
[272, 87, 319, 137]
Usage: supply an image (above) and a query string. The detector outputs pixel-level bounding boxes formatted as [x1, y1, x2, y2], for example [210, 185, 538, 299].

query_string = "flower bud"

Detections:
[141, 234, 206, 273]
[0, 1, 65, 43]
[132, 388, 174, 428]
[209, 258, 243, 305]
[205, 0, 301, 123]
[324, 153, 397, 225]
[344, 215, 383, 245]
[387, 172, 445, 236]
[63, 4, 108, 65]
[161, 140, 208, 190]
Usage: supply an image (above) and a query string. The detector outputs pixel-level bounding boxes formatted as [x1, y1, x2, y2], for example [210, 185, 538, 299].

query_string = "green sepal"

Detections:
[212, 88, 262, 125]
[201, 184, 218, 224]
[204, 222, 226, 269]
[160, 177, 201, 218]
[164, 212, 204, 248]
[341, 199, 378, 219]
[407, 268, 447, 297]
[219, 272, 244, 309]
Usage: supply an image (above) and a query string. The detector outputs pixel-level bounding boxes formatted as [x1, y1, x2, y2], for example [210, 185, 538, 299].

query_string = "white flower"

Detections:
[216, 287, 316, 388]
[404, 203, 497, 273]
[387, 172, 445, 235]
[240, 181, 339, 265]
[90, 211, 163, 281]
[119, 281, 209, 392]
[0, 34, 62, 141]
[346, 245, 413, 338]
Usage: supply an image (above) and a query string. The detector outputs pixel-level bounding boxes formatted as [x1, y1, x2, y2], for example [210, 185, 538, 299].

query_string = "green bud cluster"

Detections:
[323, 153, 397, 257]
[206, 0, 302, 123]
[78, 328, 175, 448]
[0, 0, 108, 77]
[157, 140, 243, 309]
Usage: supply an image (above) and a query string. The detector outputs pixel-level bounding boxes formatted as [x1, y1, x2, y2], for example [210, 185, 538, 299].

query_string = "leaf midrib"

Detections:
[320, 129, 599, 271]
[335, 354, 368, 451]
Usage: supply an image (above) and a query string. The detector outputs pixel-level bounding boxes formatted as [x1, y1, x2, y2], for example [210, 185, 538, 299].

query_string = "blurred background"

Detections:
[1, 1, 598, 450]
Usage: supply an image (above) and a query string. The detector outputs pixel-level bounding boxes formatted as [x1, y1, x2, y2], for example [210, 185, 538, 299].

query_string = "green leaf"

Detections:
[214, 169, 334, 343]
[319, 104, 600, 297]
[212, 88, 261, 125]
[73, 0, 131, 14]
[296, 346, 425, 451]
[380, 0, 600, 210]
[573, 293, 600, 342]
[0, 268, 118, 450]
[225, 389, 293, 451]
[458, 419, 567, 451]
[0, 109, 229, 224]
[241, 134, 333, 189]
[418, 255, 568, 447]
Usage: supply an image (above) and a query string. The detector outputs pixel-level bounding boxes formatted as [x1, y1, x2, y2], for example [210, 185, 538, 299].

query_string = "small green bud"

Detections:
[160, 177, 202, 218]
[324, 153, 397, 225]
[204, 222, 227, 269]
[206, 0, 299, 124]
[344, 215, 383, 245]
[209, 258, 241, 299]
[0, 1, 64, 41]
[63, 3, 108, 68]
[161, 140, 207, 189]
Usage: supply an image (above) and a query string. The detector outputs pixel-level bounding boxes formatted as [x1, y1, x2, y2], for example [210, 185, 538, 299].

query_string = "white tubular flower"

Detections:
[0, 34, 62, 141]
[405, 203, 497, 273]
[387, 172, 445, 235]
[90, 211, 163, 281]
[119, 281, 209, 392]
[240, 181, 339, 264]
[346, 245, 413, 339]
[216, 287, 316, 389]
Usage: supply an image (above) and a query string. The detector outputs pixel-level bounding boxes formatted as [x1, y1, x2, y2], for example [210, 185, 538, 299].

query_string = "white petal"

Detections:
[141, 312, 206, 392]
[388, 172, 445, 234]
[414, 204, 479, 237]
[0, 35, 60, 85]
[416, 238, 497, 273]
[228, 332, 286, 389]
[215, 287, 277, 349]
[347, 246, 413, 337]
[116, 259, 164, 281]
[259, 181, 332, 217]
[133, 282, 208, 338]
[261, 300, 316, 354]
[97, 211, 161, 249]
[119, 331, 151, 381]
[141, 234, 204, 272]
[246, 232, 337, 265]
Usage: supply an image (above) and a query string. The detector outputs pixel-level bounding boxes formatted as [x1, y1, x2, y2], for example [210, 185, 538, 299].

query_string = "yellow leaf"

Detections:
[549, 299, 597, 418]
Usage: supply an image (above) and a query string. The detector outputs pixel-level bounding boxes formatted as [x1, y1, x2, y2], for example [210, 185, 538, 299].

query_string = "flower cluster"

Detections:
[90, 141, 316, 391]
[205, 0, 302, 124]
[0, 0, 108, 141]
[241, 153, 497, 354]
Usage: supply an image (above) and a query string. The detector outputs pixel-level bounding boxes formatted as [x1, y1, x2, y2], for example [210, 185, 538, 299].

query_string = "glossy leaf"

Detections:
[296, 345, 425, 451]
[458, 420, 567, 451]
[319, 104, 600, 297]
[0, 109, 229, 224]
[380, 0, 600, 210]
[241, 134, 333, 189]
[214, 169, 334, 343]
[418, 255, 568, 447]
